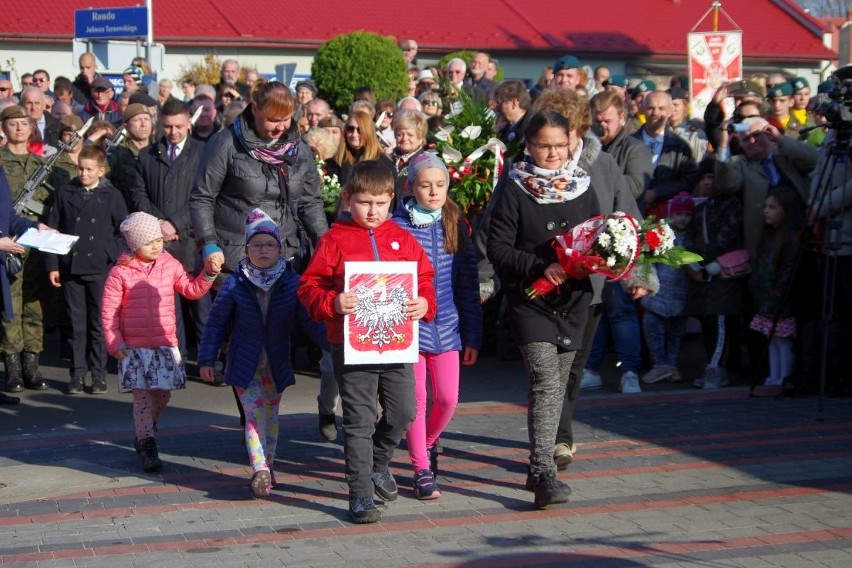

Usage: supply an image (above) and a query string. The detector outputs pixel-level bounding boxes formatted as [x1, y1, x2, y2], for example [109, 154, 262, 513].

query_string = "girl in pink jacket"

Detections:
[101, 212, 221, 473]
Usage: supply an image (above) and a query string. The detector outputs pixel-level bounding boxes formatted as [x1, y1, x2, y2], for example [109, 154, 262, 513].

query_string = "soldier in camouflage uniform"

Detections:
[0, 105, 55, 392]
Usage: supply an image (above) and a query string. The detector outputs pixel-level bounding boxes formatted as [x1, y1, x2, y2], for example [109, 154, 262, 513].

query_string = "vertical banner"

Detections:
[688, 31, 742, 120]
[343, 261, 418, 365]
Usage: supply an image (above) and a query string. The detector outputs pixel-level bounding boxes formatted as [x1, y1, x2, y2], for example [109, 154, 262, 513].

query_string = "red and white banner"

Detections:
[688, 31, 742, 120]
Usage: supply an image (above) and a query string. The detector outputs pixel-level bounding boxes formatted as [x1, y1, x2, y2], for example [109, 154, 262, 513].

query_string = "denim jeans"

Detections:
[585, 283, 641, 374]
[642, 311, 687, 367]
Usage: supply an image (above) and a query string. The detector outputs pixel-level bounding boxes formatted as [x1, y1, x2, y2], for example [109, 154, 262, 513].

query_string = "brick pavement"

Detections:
[1, 356, 851, 567]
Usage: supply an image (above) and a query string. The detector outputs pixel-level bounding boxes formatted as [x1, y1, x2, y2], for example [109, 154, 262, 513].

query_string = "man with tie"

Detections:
[632, 90, 698, 218]
[714, 116, 818, 258]
[127, 98, 211, 362]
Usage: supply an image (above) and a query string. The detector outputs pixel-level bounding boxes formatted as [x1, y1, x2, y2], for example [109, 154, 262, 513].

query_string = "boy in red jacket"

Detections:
[298, 160, 435, 524]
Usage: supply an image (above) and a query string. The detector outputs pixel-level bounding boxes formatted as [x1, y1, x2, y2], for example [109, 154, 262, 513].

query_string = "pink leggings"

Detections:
[133, 389, 171, 440]
[406, 350, 459, 472]
[235, 371, 282, 473]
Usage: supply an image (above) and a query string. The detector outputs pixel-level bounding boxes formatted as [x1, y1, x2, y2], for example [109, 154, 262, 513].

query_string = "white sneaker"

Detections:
[580, 369, 602, 390]
[620, 371, 641, 394]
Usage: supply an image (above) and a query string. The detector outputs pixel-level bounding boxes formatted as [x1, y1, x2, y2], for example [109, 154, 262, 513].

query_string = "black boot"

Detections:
[21, 351, 48, 390]
[137, 437, 163, 472]
[4, 352, 23, 393]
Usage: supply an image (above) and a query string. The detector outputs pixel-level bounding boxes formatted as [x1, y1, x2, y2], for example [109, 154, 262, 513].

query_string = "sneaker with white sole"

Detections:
[641, 365, 673, 384]
[620, 371, 641, 394]
[580, 369, 602, 390]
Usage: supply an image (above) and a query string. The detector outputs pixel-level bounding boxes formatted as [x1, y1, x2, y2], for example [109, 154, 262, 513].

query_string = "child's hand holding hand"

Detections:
[115, 348, 128, 361]
[199, 366, 215, 382]
[205, 257, 222, 276]
[334, 291, 358, 315]
[406, 297, 429, 320]
[48, 270, 61, 288]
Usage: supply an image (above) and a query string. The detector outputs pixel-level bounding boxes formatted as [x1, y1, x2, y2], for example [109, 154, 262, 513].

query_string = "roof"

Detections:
[1, 0, 835, 61]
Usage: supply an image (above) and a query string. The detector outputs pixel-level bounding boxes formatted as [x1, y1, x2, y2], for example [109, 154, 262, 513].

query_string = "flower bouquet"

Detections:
[315, 156, 342, 216]
[525, 213, 702, 299]
[433, 90, 505, 215]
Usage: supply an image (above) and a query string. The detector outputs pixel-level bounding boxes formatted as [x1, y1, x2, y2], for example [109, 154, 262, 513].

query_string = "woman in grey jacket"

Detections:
[191, 80, 328, 275]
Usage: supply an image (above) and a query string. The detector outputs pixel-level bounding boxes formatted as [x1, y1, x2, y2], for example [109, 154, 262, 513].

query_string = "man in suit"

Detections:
[20, 87, 59, 148]
[127, 98, 210, 361]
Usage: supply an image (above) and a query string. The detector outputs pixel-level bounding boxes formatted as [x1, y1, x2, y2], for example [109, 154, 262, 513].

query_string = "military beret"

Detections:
[59, 114, 84, 134]
[728, 79, 765, 98]
[123, 65, 144, 83]
[553, 55, 582, 73]
[318, 115, 344, 129]
[790, 77, 810, 92]
[668, 86, 688, 101]
[90, 76, 114, 91]
[767, 82, 794, 98]
[123, 103, 151, 123]
[129, 92, 157, 107]
[0, 105, 27, 121]
[630, 80, 656, 97]
[603, 75, 629, 88]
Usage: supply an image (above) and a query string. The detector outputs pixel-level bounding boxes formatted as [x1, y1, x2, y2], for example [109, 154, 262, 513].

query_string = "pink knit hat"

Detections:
[120, 212, 163, 251]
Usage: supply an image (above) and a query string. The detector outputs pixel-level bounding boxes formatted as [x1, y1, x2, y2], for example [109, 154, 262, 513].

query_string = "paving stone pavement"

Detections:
[1, 349, 851, 567]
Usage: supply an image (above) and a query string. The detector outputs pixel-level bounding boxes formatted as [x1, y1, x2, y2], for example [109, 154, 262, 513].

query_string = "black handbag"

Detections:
[4, 253, 23, 276]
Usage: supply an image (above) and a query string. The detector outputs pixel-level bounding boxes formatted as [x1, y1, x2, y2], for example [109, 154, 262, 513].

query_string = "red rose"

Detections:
[645, 230, 661, 249]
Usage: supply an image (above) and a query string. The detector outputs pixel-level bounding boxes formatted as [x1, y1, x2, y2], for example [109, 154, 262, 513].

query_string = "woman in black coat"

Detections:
[486, 109, 600, 509]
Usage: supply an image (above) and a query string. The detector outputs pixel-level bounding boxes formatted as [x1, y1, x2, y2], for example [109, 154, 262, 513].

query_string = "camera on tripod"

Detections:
[814, 72, 852, 130]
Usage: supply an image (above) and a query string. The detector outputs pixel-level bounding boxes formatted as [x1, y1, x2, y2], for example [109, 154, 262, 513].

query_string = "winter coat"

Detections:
[298, 215, 436, 345]
[0, 167, 37, 320]
[45, 178, 128, 276]
[198, 267, 326, 393]
[190, 110, 328, 273]
[477, 134, 650, 306]
[129, 136, 204, 271]
[810, 130, 852, 257]
[714, 137, 817, 258]
[602, 127, 653, 199]
[751, 229, 798, 318]
[684, 195, 747, 317]
[631, 129, 699, 203]
[641, 232, 689, 317]
[392, 198, 482, 354]
[101, 250, 215, 354]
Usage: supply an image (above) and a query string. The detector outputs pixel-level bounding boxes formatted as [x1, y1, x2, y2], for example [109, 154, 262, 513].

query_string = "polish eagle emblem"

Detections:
[352, 277, 410, 348]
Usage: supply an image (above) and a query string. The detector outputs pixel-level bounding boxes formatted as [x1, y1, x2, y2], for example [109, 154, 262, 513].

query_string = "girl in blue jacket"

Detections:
[199, 209, 325, 498]
[393, 152, 482, 500]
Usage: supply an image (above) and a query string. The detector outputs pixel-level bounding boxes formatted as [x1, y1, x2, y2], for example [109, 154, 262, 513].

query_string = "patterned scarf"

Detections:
[509, 157, 591, 204]
[239, 257, 287, 292]
[233, 113, 300, 166]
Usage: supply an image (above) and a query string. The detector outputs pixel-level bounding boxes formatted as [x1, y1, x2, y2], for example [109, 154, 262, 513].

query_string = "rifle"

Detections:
[105, 125, 126, 152]
[14, 117, 94, 217]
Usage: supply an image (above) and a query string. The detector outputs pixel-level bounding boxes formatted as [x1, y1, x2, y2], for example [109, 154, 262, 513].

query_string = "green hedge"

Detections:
[312, 31, 408, 114]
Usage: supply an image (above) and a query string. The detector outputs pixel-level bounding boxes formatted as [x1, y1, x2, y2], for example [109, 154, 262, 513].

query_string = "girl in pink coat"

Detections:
[101, 212, 221, 473]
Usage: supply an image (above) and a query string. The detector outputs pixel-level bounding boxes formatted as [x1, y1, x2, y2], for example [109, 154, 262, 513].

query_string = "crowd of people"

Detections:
[0, 41, 850, 523]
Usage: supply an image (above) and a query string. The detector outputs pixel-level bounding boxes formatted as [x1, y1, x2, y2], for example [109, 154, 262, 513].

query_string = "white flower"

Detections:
[460, 125, 482, 139]
[606, 256, 616, 267]
[390, 241, 400, 251]
[597, 232, 612, 247]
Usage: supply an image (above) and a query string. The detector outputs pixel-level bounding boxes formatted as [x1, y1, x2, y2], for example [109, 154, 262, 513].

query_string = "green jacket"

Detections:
[0, 147, 52, 221]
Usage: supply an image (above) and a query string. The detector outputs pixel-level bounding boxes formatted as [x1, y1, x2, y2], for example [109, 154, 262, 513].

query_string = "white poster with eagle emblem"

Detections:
[344, 261, 419, 364]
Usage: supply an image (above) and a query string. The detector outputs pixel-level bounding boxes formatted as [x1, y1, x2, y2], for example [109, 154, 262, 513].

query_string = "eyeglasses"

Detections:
[403, 48, 415, 52]
[529, 142, 570, 152]
[423, 100, 439, 106]
[742, 131, 766, 143]
[33, 77, 48, 83]
[0, 87, 10, 92]
[383, 112, 394, 118]
[345, 125, 360, 133]
[247, 243, 279, 251]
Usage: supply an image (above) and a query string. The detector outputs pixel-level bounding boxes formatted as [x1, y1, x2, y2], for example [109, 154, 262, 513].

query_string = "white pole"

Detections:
[146, 0, 154, 65]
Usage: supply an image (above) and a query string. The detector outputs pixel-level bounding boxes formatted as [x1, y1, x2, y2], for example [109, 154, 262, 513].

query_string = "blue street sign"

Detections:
[74, 7, 148, 40]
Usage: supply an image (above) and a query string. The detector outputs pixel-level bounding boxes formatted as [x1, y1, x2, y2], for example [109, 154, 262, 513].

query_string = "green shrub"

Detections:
[312, 31, 408, 114]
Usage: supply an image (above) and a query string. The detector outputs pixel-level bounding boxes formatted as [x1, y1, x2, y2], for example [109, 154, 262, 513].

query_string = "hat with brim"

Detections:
[728, 79, 765, 99]
[318, 115, 344, 129]
[90, 76, 114, 91]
